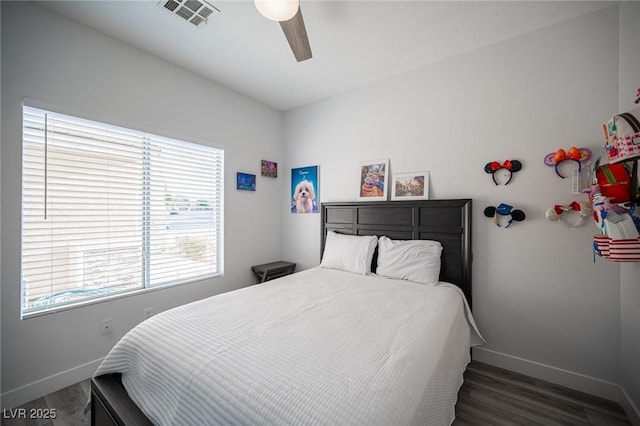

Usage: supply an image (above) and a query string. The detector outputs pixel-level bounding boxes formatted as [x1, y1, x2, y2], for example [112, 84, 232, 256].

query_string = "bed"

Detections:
[91, 199, 483, 426]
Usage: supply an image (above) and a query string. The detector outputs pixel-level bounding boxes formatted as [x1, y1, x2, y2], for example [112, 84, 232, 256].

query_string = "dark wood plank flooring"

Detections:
[1, 380, 90, 426]
[1, 361, 631, 425]
[454, 362, 631, 426]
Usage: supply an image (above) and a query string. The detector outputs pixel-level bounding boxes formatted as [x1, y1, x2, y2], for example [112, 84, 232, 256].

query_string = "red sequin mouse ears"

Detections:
[484, 160, 523, 185]
[543, 147, 592, 178]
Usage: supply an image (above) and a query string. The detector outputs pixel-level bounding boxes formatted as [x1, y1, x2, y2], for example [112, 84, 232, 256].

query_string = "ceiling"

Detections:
[40, 1, 615, 111]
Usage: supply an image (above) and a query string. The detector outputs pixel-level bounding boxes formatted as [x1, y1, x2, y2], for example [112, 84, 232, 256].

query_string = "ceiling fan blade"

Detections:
[279, 8, 312, 62]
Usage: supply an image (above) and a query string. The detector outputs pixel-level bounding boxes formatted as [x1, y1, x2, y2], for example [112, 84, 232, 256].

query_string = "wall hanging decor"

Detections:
[358, 159, 389, 201]
[543, 147, 592, 178]
[291, 165, 319, 213]
[391, 171, 429, 200]
[484, 203, 526, 228]
[483, 160, 522, 185]
[545, 201, 592, 228]
[601, 90, 639, 204]
[587, 183, 640, 262]
[593, 235, 640, 262]
[595, 163, 632, 203]
[261, 160, 278, 178]
[603, 106, 640, 164]
[237, 172, 256, 191]
[584, 184, 632, 233]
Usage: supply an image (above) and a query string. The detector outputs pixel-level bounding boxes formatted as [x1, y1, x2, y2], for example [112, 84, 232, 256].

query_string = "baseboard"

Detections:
[473, 347, 622, 402]
[620, 386, 640, 426]
[1, 357, 104, 410]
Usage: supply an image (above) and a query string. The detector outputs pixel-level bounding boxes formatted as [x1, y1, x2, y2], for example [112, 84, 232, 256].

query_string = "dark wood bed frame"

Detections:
[321, 199, 472, 306]
[91, 199, 472, 425]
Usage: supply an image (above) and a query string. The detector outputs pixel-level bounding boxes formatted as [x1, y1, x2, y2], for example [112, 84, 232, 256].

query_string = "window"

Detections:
[21, 105, 224, 318]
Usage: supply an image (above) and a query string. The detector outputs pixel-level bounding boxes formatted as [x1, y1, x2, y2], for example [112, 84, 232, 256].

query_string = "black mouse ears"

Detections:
[484, 160, 523, 185]
[484, 203, 526, 227]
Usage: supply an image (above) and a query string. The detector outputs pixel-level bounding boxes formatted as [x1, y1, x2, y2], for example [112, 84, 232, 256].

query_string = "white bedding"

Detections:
[95, 268, 485, 426]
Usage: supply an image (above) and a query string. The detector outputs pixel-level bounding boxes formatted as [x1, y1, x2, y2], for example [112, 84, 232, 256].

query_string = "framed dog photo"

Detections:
[391, 171, 429, 201]
[237, 172, 256, 191]
[291, 165, 319, 213]
[358, 159, 389, 201]
[261, 160, 278, 178]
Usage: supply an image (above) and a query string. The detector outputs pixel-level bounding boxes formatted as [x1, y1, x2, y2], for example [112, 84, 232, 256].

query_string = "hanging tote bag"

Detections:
[608, 237, 640, 262]
[604, 107, 640, 163]
[595, 163, 631, 203]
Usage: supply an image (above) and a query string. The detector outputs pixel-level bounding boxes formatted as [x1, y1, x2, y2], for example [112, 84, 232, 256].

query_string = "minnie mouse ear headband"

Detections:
[543, 147, 592, 178]
[545, 201, 592, 228]
[484, 160, 523, 185]
[484, 203, 526, 228]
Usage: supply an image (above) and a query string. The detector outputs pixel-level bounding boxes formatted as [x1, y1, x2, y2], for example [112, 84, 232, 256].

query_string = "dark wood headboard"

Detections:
[321, 199, 472, 307]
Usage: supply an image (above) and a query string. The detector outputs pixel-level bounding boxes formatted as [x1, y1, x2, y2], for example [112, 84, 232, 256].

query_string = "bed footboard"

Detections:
[91, 374, 153, 426]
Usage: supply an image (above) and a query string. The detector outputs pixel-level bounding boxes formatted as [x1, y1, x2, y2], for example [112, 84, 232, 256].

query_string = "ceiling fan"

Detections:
[254, 0, 312, 62]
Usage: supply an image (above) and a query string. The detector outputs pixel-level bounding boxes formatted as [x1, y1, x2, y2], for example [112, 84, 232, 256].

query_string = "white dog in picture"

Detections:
[293, 180, 316, 213]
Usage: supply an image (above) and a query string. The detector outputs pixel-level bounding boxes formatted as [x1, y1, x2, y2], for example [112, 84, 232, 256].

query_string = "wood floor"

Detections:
[1, 380, 90, 426]
[1, 361, 631, 426]
[454, 362, 631, 426]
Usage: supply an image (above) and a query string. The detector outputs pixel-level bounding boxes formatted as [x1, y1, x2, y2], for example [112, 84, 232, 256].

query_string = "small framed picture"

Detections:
[391, 171, 429, 200]
[261, 160, 278, 178]
[237, 172, 256, 191]
[358, 159, 389, 201]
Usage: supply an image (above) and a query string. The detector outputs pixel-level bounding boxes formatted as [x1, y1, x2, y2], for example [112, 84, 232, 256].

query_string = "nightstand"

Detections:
[251, 261, 296, 283]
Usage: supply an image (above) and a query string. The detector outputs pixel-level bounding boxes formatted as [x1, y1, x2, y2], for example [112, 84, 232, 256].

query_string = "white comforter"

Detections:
[95, 268, 485, 426]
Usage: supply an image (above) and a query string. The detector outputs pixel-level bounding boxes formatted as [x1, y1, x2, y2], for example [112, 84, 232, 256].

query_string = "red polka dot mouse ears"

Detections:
[484, 160, 523, 185]
[543, 147, 592, 178]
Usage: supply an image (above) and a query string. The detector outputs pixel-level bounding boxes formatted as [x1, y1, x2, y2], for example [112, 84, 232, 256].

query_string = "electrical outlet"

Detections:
[143, 307, 154, 320]
[100, 319, 113, 336]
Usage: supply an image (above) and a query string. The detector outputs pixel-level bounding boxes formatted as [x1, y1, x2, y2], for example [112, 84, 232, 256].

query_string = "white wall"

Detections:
[283, 5, 623, 400]
[1, 2, 284, 408]
[618, 2, 640, 422]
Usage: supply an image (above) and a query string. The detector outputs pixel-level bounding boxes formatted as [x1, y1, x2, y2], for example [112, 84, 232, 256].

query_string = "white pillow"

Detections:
[320, 231, 378, 275]
[376, 236, 442, 285]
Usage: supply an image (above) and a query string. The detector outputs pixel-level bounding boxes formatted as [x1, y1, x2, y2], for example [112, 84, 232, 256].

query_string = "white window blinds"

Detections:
[21, 105, 224, 318]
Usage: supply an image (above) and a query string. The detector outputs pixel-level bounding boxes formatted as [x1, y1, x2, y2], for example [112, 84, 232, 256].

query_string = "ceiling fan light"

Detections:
[255, 0, 299, 22]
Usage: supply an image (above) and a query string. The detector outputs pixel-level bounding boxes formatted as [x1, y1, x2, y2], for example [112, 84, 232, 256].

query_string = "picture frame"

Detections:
[391, 171, 429, 200]
[236, 172, 256, 191]
[357, 159, 389, 201]
[261, 160, 277, 178]
[291, 165, 319, 213]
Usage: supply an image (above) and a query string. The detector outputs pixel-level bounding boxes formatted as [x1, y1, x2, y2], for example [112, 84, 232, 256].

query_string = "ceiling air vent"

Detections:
[160, 0, 219, 27]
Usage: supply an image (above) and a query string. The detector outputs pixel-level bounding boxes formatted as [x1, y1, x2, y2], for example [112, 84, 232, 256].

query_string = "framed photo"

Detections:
[391, 171, 429, 200]
[237, 172, 256, 191]
[291, 165, 319, 213]
[358, 159, 389, 201]
[261, 160, 277, 178]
